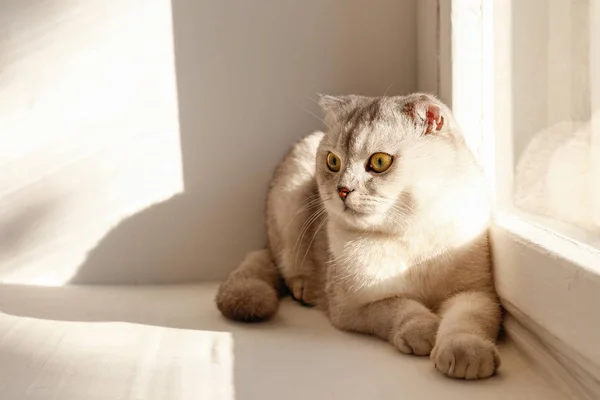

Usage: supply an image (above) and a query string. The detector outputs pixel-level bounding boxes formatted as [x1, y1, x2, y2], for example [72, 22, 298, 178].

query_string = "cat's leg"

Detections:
[278, 207, 326, 306]
[329, 297, 441, 356]
[281, 246, 320, 306]
[267, 131, 325, 306]
[431, 291, 501, 379]
[389, 299, 441, 356]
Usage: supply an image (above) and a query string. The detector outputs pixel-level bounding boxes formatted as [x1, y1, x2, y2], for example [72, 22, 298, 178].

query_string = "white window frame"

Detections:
[420, 1, 600, 398]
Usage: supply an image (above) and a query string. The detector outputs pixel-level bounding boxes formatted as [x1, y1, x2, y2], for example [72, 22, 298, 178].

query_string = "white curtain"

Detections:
[513, 0, 600, 236]
[591, 0, 600, 227]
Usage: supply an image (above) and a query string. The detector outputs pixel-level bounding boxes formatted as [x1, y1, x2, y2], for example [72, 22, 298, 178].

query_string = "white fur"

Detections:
[220, 94, 502, 380]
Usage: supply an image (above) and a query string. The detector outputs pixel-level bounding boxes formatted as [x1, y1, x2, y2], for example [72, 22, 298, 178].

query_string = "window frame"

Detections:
[425, 0, 600, 397]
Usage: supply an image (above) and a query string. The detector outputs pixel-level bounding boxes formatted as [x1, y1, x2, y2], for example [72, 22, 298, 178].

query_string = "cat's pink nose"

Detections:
[338, 187, 352, 201]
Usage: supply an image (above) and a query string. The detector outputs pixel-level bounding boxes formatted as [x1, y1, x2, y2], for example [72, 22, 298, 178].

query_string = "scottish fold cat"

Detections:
[216, 93, 501, 379]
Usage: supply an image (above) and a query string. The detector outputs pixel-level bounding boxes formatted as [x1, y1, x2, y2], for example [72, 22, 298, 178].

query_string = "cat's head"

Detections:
[315, 93, 463, 231]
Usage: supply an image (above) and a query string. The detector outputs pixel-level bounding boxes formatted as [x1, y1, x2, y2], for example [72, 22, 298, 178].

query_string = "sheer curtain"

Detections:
[592, 0, 600, 229]
[512, 0, 600, 246]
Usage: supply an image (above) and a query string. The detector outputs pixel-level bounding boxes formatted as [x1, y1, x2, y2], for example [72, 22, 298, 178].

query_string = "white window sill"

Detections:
[494, 211, 600, 275]
[0, 283, 566, 399]
[492, 211, 600, 399]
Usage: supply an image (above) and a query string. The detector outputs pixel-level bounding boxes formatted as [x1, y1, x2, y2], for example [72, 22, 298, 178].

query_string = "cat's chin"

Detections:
[324, 201, 389, 230]
[336, 208, 386, 230]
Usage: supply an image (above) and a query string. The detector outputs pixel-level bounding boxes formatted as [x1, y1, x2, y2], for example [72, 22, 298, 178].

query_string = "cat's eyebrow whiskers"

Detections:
[300, 104, 333, 131]
[383, 83, 394, 97]
[308, 95, 346, 127]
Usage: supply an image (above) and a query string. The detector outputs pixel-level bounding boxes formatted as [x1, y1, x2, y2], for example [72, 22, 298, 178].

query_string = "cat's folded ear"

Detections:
[400, 94, 446, 135]
[318, 94, 370, 121]
[318, 94, 354, 117]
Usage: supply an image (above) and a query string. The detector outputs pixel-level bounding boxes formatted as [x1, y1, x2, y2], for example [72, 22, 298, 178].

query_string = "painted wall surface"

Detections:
[0, 0, 417, 284]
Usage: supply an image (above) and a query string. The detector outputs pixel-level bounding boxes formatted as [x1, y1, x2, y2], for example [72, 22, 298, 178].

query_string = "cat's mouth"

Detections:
[343, 204, 366, 215]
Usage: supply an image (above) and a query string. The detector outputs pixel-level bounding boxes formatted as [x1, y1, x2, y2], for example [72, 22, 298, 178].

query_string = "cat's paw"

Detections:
[391, 313, 440, 356]
[216, 278, 279, 322]
[431, 333, 501, 379]
[286, 276, 318, 306]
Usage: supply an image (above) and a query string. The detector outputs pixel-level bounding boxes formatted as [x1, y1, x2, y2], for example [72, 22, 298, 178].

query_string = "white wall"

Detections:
[0, 0, 417, 284]
[0, 0, 182, 285]
[416, 0, 452, 107]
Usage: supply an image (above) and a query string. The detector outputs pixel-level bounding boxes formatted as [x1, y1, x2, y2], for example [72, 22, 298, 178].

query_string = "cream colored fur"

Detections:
[216, 94, 501, 380]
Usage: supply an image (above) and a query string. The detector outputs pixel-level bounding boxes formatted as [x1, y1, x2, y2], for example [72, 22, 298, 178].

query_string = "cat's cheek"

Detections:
[374, 172, 407, 200]
[323, 198, 344, 218]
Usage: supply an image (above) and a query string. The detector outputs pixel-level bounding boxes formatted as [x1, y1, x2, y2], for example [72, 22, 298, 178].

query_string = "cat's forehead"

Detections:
[328, 99, 413, 155]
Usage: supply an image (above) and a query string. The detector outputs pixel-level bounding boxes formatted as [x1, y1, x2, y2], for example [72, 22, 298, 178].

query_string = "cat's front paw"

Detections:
[431, 333, 500, 379]
[391, 313, 440, 356]
[286, 276, 318, 306]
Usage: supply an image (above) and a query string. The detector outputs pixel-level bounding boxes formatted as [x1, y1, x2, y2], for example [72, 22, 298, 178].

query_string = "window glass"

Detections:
[509, 0, 600, 247]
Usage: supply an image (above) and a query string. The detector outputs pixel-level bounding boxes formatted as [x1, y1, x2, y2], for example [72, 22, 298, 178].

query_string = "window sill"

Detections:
[494, 211, 600, 274]
[492, 211, 600, 399]
[0, 282, 567, 399]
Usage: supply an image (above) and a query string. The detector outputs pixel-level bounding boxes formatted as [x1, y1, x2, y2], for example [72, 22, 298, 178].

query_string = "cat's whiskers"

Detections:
[300, 215, 328, 268]
[299, 103, 333, 131]
[293, 206, 327, 269]
[293, 206, 323, 253]
[283, 194, 333, 233]
[283, 197, 324, 233]
[382, 83, 394, 97]
[357, 196, 414, 227]
[308, 95, 343, 127]
[298, 193, 321, 205]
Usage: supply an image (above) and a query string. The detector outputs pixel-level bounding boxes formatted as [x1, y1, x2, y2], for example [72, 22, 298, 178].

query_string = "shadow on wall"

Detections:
[70, 192, 265, 284]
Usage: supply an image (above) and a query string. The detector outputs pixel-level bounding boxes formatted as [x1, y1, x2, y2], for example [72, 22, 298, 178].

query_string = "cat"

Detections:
[216, 93, 501, 380]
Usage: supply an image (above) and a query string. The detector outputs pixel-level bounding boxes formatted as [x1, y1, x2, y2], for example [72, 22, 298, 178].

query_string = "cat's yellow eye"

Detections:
[369, 152, 393, 173]
[326, 152, 341, 172]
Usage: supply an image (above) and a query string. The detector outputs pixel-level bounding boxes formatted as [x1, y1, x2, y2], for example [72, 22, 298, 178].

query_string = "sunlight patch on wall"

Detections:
[0, 0, 182, 285]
